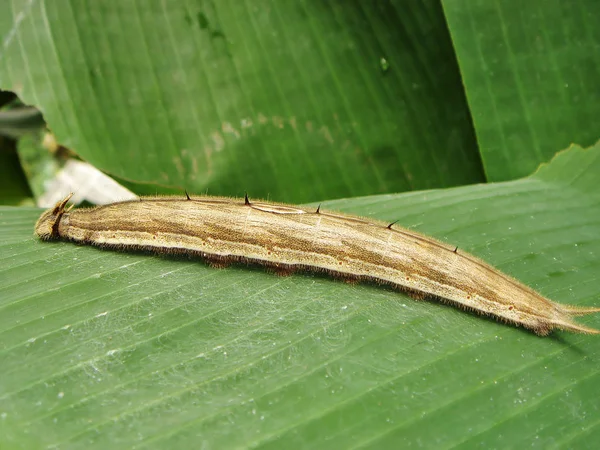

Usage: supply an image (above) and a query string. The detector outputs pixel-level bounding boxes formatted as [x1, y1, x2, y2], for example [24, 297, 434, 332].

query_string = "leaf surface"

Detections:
[1, 143, 599, 448]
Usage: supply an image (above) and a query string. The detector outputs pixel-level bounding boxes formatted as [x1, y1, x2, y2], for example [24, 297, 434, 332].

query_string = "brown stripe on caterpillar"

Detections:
[34, 193, 600, 336]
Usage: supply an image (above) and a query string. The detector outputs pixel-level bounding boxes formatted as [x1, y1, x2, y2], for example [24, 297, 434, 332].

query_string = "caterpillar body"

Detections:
[35, 193, 600, 336]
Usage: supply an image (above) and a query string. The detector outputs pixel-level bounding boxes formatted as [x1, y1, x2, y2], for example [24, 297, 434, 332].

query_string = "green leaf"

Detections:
[444, 0, 600, 181]
[0, 1, 483, 202]
[1, 142, 599, 448]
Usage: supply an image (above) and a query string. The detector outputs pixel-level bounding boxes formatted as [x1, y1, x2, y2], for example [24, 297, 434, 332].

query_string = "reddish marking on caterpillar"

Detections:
[35, 193, 600, 336]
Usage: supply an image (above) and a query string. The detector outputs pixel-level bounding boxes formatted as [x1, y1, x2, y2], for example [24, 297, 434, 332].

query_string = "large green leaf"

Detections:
[444, 0, 600, 181]
[0, 0, 483, 203]
[1, 142, 599, 448]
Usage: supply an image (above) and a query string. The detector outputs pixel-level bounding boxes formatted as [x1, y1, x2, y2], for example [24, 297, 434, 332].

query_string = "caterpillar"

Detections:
[35, 193, 600, 336]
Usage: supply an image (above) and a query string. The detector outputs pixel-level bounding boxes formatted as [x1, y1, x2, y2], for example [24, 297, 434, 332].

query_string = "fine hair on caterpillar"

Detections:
[35, 192, 600, 336]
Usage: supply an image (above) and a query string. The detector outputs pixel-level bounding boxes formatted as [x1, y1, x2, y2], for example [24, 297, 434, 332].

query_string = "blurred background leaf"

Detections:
[2, 1, 598, 203]
[443, 0, 600, 181]
[1, 0, 487, 203]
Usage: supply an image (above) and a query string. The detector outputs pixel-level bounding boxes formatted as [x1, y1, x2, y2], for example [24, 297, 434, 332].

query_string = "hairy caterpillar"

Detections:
[35, 193, 600, 336]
